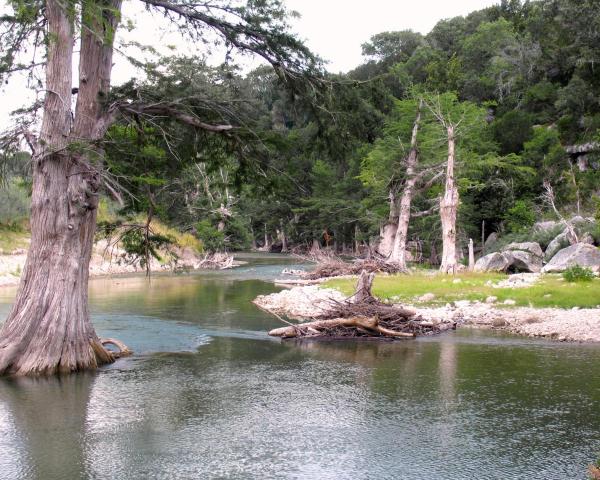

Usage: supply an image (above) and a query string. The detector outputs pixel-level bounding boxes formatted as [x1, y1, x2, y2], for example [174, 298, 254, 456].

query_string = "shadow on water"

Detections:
[0, 374, 96, 480]
[0, 254, 599, 479]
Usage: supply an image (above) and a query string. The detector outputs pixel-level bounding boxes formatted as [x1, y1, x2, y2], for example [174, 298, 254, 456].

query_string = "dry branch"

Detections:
[300, 253, 403, 280]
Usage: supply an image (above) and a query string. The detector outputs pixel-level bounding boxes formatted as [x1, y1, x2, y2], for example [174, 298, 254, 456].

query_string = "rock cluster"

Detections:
[476, 217, 599, 273]
[475, 242, 543, 273]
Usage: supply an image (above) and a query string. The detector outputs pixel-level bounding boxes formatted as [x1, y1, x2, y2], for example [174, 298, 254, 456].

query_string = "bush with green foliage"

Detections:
[120, 228, 173, 269]
[504, 201, 536, 233]
[196, 220, 225, 252]
[563, 265, 595, 283]
[0, 180, 30, 225]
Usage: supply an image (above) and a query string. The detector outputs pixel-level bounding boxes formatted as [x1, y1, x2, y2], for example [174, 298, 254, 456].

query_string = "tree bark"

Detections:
[468, 238, 474, 271]
[354, 270, 374, 303]
[388, 99, 423, 270]
[263, 224, 271, 250]
[439, 125, 459, 274]
[310, 238, 320, 254]
[279, 221, 288, 252]
[0, 0, 123, 375]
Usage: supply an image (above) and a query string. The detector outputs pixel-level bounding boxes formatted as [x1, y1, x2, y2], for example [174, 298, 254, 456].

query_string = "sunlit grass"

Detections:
[148, 219, 203, 254]
[324, 272, 600, 309]
[0, 224, 29, 253]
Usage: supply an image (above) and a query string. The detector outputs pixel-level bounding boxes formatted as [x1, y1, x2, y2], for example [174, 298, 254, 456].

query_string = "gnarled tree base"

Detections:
[100, 338, 132, 359]
[0, 337, 131, 376]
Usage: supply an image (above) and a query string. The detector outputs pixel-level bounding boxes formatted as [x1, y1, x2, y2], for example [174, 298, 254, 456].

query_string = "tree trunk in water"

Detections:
[0, 0, 122, 375]
[439, 125, 459, 274]
[388, 100, 422, 270]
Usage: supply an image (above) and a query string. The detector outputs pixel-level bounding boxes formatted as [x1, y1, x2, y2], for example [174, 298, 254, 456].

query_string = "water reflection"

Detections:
[0, 256, 599, 479]
[0, 374, 96, 480]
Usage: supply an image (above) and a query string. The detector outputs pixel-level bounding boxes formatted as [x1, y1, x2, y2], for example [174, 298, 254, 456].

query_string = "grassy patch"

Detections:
[0, 223, 30, 253]
[324, 272, 600, 309]
[148, 219, 203, 254]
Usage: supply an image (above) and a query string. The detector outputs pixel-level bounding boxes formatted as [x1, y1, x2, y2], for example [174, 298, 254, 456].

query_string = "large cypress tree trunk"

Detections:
[0, 0, 122, 375]
[388, 100, 422, 270]
[439, 125, 459, 274]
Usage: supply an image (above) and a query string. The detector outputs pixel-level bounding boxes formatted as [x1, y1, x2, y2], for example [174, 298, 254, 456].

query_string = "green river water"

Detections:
[0, 254, 599, 479]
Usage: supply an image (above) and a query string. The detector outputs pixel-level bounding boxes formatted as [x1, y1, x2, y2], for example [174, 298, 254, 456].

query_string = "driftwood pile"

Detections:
[299, 251, 401, 280]
[195, 252, 235, 270]
[268, 271, 455, 340]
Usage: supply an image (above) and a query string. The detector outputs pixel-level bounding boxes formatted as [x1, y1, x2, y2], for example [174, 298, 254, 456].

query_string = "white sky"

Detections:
[284, 0, 499, 73]
[1, 0, 500, 129]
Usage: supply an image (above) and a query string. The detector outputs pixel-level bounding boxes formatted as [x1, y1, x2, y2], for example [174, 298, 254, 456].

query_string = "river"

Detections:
[0, 254, 599, 479]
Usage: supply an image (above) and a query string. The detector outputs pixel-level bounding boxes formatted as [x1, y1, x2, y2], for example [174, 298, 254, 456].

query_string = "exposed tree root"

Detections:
[99, 338, 133, 359]
[0, 337, 131, 376]
[91, 339, 115, 365]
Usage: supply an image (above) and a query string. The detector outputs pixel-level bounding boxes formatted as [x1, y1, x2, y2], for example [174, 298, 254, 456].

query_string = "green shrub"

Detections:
[531, 224, 567, 250]
[563, 265, 595, 283]
[504, 200, 536, 233]
[196, 220, 225, 252]
[0, 180, 30, 224]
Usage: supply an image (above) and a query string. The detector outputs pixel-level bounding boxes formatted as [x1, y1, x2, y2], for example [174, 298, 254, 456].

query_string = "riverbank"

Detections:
[0, 241, 239, 288]
[255, 272, 600, 342]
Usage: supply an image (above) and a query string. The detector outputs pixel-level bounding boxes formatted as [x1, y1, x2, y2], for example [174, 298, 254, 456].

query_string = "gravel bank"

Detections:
[0, 241, 236, 289]
[255, 285, 600, 343]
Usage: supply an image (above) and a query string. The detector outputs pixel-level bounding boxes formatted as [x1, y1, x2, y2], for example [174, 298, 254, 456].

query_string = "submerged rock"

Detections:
[542, 243, 600, 273]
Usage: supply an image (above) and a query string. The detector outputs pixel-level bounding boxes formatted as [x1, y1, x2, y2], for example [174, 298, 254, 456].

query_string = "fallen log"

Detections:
[268, 316, 415, 339]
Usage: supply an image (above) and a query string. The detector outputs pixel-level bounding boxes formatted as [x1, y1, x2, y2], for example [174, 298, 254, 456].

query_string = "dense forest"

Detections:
[2, 0, 600, 264]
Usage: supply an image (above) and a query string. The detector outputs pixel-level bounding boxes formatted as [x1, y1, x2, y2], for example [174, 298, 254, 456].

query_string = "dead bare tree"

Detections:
[426, 96, 460, 274]
[387, 99, 423, 270]
[423, 93, 485, 274]
[542, 180, 578, 244]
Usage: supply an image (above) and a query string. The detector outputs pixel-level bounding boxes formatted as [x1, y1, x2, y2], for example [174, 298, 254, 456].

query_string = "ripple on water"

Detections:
[92, 314, 211, 355]
[1, 257, 599, 479]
